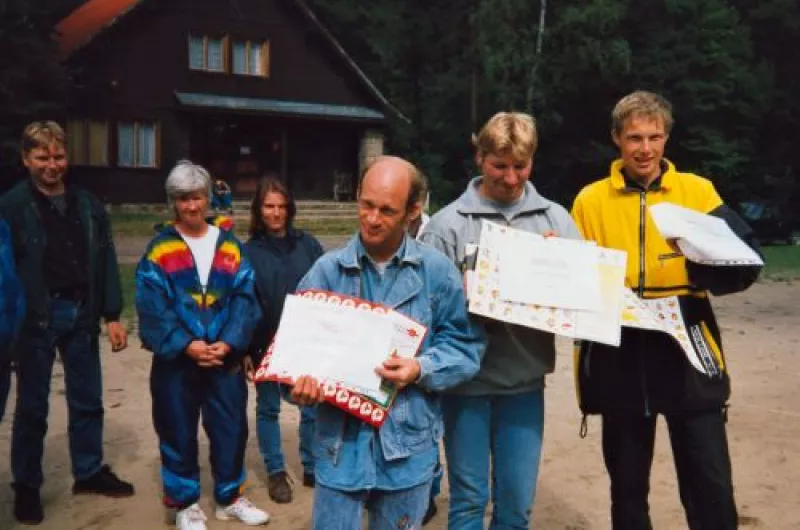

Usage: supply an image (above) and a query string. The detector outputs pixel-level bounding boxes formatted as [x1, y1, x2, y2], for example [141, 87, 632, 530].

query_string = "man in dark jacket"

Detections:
[0, 218, 25, 423]
[0, 121, 134, 525]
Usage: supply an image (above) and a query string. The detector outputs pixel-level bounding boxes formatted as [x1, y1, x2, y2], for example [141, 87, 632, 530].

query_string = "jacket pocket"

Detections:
[313, 408, 345, 464]
[389, 388, 436, 450]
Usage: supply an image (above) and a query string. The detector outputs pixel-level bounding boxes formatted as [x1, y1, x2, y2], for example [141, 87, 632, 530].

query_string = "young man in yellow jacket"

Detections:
[571, 91, 762, 530]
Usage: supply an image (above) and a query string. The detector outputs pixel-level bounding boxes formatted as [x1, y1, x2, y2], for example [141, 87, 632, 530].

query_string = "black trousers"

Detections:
[602, 409, 737, 530]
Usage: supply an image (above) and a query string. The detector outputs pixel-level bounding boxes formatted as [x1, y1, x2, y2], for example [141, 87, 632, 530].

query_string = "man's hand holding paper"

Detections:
[375, 354, 421, 391]
[267, 294, 395, 394]
[648, 202, 763, 266]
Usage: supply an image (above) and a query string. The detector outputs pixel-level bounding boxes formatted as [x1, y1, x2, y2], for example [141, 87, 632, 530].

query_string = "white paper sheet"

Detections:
[573, 248, 628, 346]
[468, 220, 626, 345]
[620, 291, 711, 375]
[648, 203, 763, 266]
[266, 295, 395, 393]
[356, 309, 428, 405]
[497, 228, 602, 311]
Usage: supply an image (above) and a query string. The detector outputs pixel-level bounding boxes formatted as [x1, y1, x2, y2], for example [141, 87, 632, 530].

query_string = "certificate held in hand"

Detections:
[254, 290, 428, 427]
[648, 202, 763, 266]
[265, 293, 394, 394]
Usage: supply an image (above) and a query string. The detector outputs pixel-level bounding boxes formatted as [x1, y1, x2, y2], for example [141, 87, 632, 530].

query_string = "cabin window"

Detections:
[66, 120, 109, 167]
[188, 34, 228, 73]
[232, 40, 270, 77]
[117, 121, 159, 168]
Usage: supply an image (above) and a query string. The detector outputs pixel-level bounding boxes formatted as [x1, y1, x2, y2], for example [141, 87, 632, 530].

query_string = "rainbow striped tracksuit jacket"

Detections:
[135, 217, 261, 506]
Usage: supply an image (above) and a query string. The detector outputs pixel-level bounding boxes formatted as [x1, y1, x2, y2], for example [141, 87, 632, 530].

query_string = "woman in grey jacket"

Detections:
[420, 112, 580, 530]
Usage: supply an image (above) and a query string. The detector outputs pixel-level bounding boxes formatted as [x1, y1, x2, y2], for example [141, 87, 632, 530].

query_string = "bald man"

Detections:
[290, 156, 485, 530]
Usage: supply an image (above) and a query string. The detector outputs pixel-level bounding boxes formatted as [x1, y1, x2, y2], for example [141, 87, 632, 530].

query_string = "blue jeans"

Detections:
[12, 298, 104, 487]
[312, 480, 432, 530]
[255, 380, 315, 476]
[443, 389, 545, 530]
[151, 357, 249, 506]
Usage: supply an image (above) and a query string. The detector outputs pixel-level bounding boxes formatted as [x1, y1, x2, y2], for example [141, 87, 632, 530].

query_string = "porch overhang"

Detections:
[175, 91, 386, 122]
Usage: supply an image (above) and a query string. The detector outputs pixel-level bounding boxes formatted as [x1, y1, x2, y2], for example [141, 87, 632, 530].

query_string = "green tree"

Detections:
[0, 0, 71, 166]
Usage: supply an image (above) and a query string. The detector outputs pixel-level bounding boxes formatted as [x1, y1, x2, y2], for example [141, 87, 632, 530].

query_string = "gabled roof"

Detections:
[55, 0, 144, 59]
[54, 0, 408, 122]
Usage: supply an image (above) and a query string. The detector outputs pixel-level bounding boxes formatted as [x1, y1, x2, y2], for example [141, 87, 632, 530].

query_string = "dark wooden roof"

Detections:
[54, 0, 407, 121]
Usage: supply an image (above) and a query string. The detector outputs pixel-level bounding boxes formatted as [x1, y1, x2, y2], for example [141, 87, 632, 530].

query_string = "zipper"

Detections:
[638, 191, 646, 298]
[638, 190, 651, 417]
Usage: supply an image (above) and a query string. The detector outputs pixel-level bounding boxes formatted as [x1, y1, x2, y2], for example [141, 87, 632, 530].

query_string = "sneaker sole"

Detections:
[72, 488, 136, 498]
[15, 518, 45, 526]
[214, 509, 270, 526]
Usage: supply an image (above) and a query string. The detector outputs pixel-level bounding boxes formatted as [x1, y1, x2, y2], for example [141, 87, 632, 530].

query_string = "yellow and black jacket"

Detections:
[571, 159, 762, 415]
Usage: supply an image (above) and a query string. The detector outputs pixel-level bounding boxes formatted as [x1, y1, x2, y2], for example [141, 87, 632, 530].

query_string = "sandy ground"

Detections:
[1, 280, 799, 529]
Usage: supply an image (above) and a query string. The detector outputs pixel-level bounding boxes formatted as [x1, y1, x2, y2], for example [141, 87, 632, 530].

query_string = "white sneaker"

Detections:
[176, 503, 208, 530]
[215, 496, 270, 525]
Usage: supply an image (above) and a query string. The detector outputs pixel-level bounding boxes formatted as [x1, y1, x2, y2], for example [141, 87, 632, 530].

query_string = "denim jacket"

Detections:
[296, 234, 485, 488]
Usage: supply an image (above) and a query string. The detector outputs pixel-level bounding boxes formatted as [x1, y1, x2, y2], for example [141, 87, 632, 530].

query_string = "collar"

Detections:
[154, 215, 234, 235]
[337, 233, 423, 270]
[251, 225, 301, 242]
[609, 158, 677, 192]
[27, 178, 75, 202]
[455, 177, 551, 215]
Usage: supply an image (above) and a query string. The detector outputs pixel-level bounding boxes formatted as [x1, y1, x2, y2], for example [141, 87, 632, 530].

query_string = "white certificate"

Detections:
[266, 295, 394, 393]
[573, 248, 628, 346]
[468, 220, 625, 345]
[648, 203, 763, 266]
[497, 228, 602, 311]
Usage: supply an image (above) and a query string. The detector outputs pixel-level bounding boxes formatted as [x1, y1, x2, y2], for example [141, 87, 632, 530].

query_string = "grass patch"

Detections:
[109, 211, 358, 238]
[294, 217, 358, 236]
[118, 263, 137, 326]
[110, 212, 168, 236]
[761, 245, 800, 280]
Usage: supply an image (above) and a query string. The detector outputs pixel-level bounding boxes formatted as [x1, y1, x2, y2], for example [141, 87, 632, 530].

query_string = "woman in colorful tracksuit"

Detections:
[243, 176, 324, 503]
[136, 161, 268, 530]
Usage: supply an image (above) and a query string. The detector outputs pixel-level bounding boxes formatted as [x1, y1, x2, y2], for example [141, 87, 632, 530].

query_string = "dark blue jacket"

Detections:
[245, 228, 323, 361]
[0, 180, 122, 333]
[0, 219, 25, 364]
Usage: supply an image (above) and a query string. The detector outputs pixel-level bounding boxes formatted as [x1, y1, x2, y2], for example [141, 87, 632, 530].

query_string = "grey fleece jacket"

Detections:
[419, 177, 581, 396]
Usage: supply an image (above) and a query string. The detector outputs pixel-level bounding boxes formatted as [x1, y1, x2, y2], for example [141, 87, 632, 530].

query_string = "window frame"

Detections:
[116, 121, 160, 169]
[65, 119, 110, 167]
[187, 34, 230, 73]
[231, 39, 270, 77]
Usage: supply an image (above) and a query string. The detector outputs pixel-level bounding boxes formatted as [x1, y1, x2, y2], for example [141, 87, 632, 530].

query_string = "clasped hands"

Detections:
[290, 355, 421, 406]
[185, 340, 231, 368]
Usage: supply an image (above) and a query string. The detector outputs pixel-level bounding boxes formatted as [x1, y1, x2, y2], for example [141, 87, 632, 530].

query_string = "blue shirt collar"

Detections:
[338, 233, 422, 270]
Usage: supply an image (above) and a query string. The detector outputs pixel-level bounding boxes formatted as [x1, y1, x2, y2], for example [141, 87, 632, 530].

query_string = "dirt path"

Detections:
[1, 281, 799, 529]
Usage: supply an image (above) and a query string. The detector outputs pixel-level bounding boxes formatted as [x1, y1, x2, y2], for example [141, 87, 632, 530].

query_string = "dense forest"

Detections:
[1, 0, 798, 223]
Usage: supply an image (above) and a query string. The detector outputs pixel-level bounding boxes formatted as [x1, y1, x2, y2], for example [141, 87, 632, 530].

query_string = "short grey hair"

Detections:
[165, 160, 211, 203]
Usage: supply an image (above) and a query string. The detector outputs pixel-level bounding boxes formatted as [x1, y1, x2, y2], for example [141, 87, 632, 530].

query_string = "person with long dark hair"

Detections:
[243, 176, 324, 503]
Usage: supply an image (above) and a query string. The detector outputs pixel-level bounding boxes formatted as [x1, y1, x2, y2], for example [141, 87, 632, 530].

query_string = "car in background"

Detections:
[738, 201, 797, 245]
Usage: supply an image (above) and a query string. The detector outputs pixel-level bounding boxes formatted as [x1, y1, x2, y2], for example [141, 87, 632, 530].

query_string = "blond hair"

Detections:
[472, 112, 538, 162]
[612, 91, 674, 134]
[20, 121, 66, 154]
